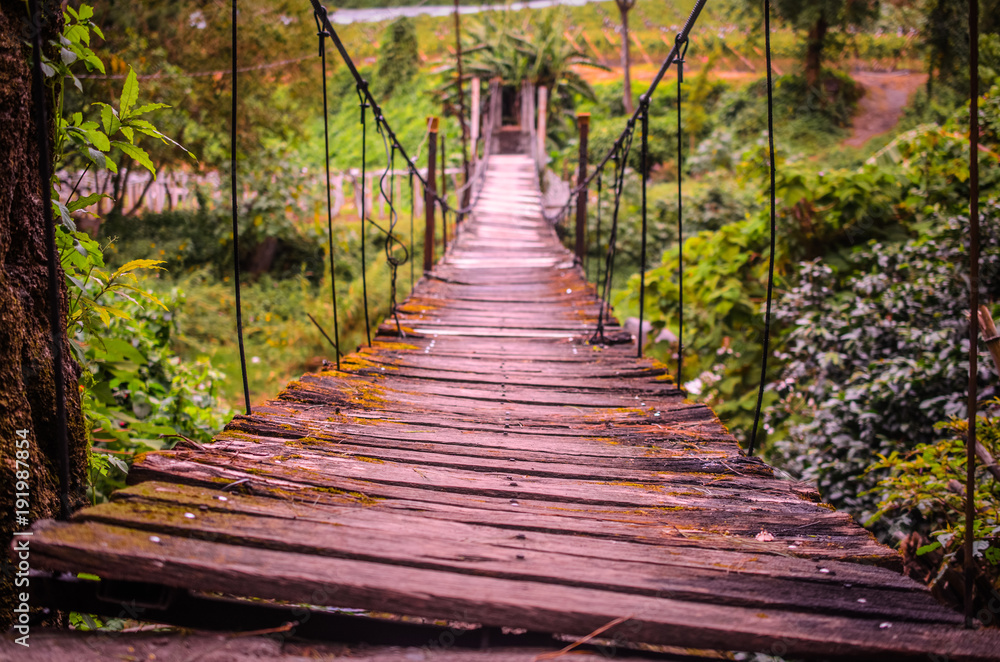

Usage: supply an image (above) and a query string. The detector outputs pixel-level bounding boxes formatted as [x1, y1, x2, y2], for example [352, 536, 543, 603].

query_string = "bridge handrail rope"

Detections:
[309, 2, 492, 219]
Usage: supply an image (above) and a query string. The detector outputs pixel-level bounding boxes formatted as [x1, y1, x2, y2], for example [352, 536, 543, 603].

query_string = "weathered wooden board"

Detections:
[22, 153, 1000, 660]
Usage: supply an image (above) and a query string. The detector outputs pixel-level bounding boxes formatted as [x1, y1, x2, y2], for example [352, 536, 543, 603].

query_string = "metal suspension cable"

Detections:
[747, 0, 777, 457]
[591, 128, 635, 345]
[231, 0, 252, 416]
[593, 171, 603, 286]
[314, 9, 342, 369]
[357, 83, 372, 347]
[676, 36, 689, 384]
[409, 171, 415, 288]
[965, 0, 981, 630]
[29, 0, 71, 520]
[638, 102, 649, 359]
[375, 122, 410, 336]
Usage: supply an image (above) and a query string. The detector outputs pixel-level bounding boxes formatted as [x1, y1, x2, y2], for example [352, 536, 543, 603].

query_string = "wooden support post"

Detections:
[537, 85, 548, 168]
[470, 77, 481, 165]
[440, 134, 448, 250]
[574, 113, 590, 264]
[423, 117, 438, 272]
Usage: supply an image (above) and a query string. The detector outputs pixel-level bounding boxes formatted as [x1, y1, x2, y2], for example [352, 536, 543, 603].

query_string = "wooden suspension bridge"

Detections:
[12, 153, 1000, 661]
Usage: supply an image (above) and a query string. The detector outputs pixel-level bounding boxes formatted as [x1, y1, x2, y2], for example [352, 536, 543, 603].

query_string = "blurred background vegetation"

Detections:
[50, 0, 1000, 613]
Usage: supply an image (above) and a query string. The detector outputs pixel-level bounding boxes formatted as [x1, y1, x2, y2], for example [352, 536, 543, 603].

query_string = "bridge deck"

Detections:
[24, 155, 1000, 660]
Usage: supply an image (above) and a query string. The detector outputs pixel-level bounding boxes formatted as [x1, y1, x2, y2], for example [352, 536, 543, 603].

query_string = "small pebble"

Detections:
[184, 513, 195, 519]
[149, 536, 161, 544]
[217, 496, 228, 502]
[509, 499, 519, 505]
[199, 505, 209, 511]
[879, 622, 892, 629]
[516, 554, 525, 560]
[818, 568, 830, 574]
[857, 598, 867, 604]
[510, 482, 518, 486]
[514, 534, 526, 540]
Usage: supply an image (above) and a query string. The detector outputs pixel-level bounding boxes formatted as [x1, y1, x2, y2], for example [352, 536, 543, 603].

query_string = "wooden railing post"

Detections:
[424, 117, 438, 272]
[537, 85, 548, 168]
[574, 113, 590, 264]
[470, 77, 481, 167]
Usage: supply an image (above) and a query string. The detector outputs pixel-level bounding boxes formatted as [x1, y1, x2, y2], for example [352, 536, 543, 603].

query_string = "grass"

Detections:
[151, 211, 430, 409]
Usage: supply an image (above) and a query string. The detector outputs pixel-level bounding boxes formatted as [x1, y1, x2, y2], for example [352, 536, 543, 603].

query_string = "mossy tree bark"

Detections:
[0, 0, 88, 629]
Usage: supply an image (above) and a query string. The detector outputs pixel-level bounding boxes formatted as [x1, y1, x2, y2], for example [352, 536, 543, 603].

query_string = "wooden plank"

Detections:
[31, 521, 1000, 661]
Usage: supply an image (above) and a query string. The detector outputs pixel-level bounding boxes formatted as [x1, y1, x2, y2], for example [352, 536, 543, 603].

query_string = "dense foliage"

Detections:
[48, 5, 230, 501]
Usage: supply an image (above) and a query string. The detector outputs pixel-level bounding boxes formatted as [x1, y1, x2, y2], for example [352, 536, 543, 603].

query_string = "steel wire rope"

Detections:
[374, 121, 410, 336]
[231, 0, 252, 415]
[590, 125, 636, 345]
[356, 83, 373, 346]
[638, 100, 649, 359]
[314, 8, 342, 367]
[747, 0, 778, 457]
[675, 35, 689, 383]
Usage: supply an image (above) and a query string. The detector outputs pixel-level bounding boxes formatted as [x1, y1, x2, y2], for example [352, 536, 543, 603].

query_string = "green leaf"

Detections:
[119, 67, 139, 118]
[110, 259, 166, 280]
[84, 53, 105, 74]
[107, 456, 129, 474]
[67, 192, 108, 213]
[53, 201, 76, 231]
[119, 126, 134, 144]
[77, 4, 94, 20]
[95, 103, 120, 135]
[128, 103, 170, 117]
[87, 128, 110, 152]
[85, 147, 107, 170]
[113, 141, 155, 178]
[916, 541, 942, 556]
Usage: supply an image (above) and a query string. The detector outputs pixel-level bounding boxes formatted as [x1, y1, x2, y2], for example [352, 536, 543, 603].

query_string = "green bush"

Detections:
[768, 209, 1000, 526]
[716, 70, 864, 149]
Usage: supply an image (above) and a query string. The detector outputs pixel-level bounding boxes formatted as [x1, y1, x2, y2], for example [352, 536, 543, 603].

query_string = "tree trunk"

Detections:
[805, 15, 828, 90]
[617, 0, 634, 114]
[0, 0, 89, 630]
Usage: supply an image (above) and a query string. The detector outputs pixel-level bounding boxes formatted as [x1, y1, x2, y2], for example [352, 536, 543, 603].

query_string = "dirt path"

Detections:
[844, 71, 928, 147]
